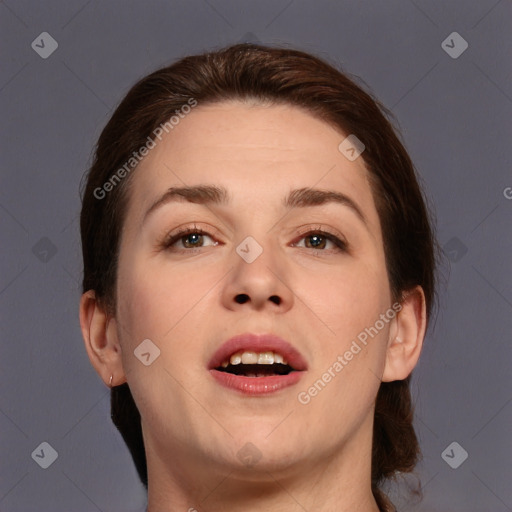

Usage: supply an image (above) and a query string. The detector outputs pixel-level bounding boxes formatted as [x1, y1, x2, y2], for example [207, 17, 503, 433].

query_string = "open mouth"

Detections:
[215, 362, 295, 377]
[208, 334, 307, 394]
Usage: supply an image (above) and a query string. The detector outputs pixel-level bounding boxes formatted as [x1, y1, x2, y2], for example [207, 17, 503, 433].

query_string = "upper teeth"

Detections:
[221, 351, 287, 368]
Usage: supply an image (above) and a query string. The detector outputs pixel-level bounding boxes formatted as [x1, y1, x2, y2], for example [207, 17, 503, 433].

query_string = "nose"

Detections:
[221, 237, 294, 313]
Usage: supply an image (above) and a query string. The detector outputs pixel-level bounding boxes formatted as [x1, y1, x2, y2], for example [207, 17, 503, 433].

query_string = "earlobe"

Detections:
[79, 290, 126, 387]
[381, 286, 427, 382]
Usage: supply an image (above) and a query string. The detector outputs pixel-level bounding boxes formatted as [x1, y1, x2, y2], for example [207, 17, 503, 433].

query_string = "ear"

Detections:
[381, 285, 427, 382]
[79, 290, 127, 387]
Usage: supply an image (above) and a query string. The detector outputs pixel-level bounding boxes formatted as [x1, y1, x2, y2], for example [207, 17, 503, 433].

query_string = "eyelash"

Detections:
[159, 223, 348, 254]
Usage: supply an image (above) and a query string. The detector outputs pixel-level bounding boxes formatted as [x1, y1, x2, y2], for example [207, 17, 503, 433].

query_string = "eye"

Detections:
[160, 224, 218, 251]
[293, 228, 348, 253]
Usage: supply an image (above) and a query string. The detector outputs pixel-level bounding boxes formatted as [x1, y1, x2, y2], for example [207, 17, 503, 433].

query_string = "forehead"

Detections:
[146, 102, 360, 166]
[124, 101, 380, 231]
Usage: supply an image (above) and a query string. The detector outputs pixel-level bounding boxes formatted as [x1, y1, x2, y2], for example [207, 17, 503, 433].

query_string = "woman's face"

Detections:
[114, 101, 396, 476]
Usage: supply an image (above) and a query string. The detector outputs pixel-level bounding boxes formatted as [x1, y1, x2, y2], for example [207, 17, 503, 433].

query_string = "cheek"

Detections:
[116, 248, 224, 353]
[309, 255, 391, 336]
[117, 261, 191, 342]
[296, 263, 391, 434]
[299, 255, 392, 410]
[114, 255, 208, 403]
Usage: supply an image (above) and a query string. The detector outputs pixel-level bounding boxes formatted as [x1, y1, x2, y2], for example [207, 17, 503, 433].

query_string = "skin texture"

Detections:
[80, 101, 426, 512]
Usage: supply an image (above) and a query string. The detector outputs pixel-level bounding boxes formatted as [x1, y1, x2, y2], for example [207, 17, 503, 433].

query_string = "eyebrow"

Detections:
[142, 184, 368, 227]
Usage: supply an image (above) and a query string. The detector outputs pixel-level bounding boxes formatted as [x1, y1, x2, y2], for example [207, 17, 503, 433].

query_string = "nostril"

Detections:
[235, 294, 249, 304]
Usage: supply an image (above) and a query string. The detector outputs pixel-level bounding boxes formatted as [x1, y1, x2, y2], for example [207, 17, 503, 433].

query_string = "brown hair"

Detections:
[80, 43, 439, 511]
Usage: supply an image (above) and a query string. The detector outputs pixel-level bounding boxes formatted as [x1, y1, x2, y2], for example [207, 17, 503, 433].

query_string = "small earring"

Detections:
[109, 374, 113, 388]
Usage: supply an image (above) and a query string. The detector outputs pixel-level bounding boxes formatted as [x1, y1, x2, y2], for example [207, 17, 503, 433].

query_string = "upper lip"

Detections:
[208, 333, 308, 371]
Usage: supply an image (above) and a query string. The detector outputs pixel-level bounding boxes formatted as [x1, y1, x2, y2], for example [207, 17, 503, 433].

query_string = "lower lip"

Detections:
[210, 369, 304, 395]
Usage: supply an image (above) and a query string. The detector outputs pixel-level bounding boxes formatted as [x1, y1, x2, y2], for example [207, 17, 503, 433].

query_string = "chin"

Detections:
[227, 431, 308, 470]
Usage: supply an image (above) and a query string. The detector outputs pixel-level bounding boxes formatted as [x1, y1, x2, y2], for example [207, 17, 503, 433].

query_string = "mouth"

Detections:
[208, 333, 307, 395]
[215, 351, 296, 377]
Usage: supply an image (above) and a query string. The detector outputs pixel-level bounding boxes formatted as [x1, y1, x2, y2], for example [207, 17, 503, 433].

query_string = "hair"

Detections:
[80, 43, 440, 512]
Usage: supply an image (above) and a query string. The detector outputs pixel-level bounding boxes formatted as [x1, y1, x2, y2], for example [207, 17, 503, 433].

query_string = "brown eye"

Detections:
[294, 230, 347, 253]
[304, 233, 328, 250]
[162, 228, 217, 251]
[180, 232, 207, 248]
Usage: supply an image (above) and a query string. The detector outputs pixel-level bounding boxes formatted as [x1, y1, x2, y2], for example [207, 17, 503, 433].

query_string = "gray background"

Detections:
[1, 1, 511, 511]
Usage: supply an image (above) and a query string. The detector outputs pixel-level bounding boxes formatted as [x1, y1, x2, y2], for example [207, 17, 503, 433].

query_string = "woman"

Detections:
[79, 43, 439, 512]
